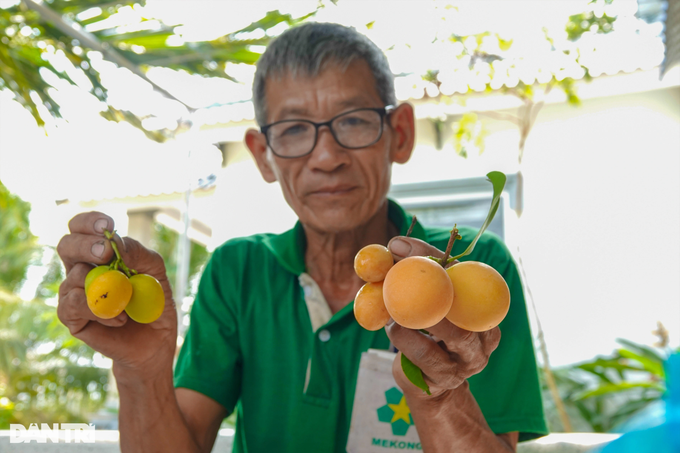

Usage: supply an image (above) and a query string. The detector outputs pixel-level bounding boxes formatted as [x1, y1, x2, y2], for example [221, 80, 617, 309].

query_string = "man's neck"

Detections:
[303, 201, 398, 314]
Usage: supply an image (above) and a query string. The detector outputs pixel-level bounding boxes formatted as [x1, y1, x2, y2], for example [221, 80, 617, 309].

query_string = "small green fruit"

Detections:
[85, 265, 110, 294]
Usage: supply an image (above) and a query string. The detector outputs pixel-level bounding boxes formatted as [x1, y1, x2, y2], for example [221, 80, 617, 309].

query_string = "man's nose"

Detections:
[307, 126, 350, 172]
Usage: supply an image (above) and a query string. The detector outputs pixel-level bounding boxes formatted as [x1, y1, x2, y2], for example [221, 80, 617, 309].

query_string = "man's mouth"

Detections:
[310, 185, 357, 196]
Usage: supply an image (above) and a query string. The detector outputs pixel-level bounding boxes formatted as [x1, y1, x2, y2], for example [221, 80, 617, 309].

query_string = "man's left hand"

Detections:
[385, 236, 501, 399]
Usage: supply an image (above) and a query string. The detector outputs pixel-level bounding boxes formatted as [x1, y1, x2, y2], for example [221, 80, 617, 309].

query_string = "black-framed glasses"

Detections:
[260, 105, 395, 159]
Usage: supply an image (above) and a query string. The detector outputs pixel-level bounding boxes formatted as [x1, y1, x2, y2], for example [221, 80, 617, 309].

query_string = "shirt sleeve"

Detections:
[173, 246, 242, 414]
[467, 233, 549, 442]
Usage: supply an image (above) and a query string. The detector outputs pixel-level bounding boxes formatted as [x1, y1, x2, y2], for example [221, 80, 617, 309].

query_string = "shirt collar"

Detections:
[262, 199, 428, 276]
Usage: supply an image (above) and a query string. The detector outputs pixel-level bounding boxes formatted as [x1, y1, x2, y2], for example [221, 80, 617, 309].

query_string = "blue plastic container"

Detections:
[595, 352, 680, 452]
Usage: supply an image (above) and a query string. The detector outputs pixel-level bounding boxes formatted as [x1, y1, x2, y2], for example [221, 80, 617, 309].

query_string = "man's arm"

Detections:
[397, 372, 518, 452]
[116, 363, 227, 453]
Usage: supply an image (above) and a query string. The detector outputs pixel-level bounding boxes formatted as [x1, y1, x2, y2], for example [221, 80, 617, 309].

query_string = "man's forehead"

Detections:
[263, 59, 382, 121]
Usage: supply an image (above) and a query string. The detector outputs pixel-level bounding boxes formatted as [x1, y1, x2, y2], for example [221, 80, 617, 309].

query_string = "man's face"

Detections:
[246, 59, 414, 234]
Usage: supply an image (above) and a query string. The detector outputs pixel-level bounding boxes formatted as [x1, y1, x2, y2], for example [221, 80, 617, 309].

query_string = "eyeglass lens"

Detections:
[266, 109, 383, 157]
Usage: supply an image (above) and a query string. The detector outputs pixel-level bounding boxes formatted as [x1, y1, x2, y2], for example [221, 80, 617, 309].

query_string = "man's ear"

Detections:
[388, 103, 415, 164]
[245, 128, 278, 183]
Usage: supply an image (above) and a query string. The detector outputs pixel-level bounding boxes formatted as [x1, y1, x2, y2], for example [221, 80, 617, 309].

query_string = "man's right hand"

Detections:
[57, 211, 177, 378]
[58, 212, 227, 453]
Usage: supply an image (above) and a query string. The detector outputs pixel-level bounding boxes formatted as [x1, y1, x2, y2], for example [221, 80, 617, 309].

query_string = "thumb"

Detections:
[387, 236, 444, 263]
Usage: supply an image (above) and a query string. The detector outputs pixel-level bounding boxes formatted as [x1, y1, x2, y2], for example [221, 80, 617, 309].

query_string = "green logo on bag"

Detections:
[377, 387, 413, 436]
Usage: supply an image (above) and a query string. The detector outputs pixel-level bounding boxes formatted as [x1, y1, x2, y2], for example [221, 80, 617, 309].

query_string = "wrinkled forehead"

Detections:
[261, 59, 382, 123]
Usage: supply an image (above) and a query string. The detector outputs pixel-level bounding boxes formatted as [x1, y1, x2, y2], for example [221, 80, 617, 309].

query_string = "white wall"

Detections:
[518, 85, 680, 366]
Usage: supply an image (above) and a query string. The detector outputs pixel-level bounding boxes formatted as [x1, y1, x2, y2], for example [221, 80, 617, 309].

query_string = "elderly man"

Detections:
[57, 23, 547, 452]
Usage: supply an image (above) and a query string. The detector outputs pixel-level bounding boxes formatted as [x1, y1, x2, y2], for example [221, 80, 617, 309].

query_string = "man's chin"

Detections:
[308, 212, 361, 233]
[301, 204, 367, 234]
[295, 192, 386, 233]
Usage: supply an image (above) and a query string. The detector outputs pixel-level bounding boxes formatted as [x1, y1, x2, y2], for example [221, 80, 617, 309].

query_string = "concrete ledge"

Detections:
[0, 430, 233, 452]
[1, 431, 619, 452]
[518, 433, 621, 453]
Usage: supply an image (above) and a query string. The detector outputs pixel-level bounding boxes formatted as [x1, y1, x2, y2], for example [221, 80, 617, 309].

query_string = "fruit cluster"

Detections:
[84, 230, 165, 324]
[353, 226, 510, 333]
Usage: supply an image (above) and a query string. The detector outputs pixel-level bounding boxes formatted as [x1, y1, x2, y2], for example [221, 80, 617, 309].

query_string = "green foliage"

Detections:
[151, 223, 210, 297]
[0, 268, 109, 428]
[541, 338, 676, 433]
[0, 180, 38, 292]
[0, 1, 316, 141]
[421, 69, 440, 84]
[433, 1, 620, 158]
[34, 247, 65, 300]
[111, 8, 314, 70]
[1, 2, 141, 131]
[0, 253, 109, 429]
[0, 182, 109, 428]
[451, 112, 486, 158]
[566, 0, 617, 42]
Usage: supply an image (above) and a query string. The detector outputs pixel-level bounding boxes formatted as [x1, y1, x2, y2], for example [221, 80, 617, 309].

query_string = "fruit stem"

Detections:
[406, 215, 417, 237]
[104, 230, 137, 277]
[439, 225, 461, 268]
[119, 261, 134, 278]
[104, 230, 123, 262]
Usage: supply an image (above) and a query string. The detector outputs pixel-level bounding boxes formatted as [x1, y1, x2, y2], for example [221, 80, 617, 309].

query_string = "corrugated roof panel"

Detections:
[662, 0, 680, 75]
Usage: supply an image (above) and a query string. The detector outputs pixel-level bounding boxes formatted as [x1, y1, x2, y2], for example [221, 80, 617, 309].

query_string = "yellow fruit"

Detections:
[124, 274, 165, 324]
[445, 261, 510, 332]
[383, 256, 454, 329]
[354, 281, 390, 331]
[354, 244, 394, 283]
[86, 270, 132, 319]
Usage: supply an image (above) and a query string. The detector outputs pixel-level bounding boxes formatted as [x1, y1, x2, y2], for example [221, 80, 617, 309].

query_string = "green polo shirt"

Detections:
[174, 200, 548, 452]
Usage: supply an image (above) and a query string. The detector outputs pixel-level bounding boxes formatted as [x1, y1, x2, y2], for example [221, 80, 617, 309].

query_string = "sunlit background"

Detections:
[0, 0, 678, 444]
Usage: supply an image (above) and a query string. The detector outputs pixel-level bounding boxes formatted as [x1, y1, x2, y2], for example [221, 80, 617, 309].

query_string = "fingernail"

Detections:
[91, 241, 105, 258]
[390, 239, 412, 257]
[94, 219, 109, 233]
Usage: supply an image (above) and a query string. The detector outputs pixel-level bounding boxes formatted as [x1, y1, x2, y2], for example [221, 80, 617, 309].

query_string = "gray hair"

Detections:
[252, 22, 397, 126]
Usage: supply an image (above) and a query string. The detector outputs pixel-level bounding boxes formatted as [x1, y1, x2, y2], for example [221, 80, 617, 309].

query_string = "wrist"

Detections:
[404, 379, 470, 412]
[114, 366, 175, 411]
[113, 354, 174, 389]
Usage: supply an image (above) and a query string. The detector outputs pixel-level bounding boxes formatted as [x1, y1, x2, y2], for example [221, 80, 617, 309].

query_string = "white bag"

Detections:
[347, 349, 423, 452]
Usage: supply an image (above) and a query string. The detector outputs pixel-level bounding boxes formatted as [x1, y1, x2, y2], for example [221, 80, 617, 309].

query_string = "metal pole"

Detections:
[175, 171, 192, 337]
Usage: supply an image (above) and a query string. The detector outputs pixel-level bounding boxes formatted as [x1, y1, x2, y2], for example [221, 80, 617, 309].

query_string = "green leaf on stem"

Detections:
[449, 171, 506, 262]
[401, 353, 431, 395]
[575, 381, 664, 400]
[617, 349, 665, 378]
[616, 338, 666, 367]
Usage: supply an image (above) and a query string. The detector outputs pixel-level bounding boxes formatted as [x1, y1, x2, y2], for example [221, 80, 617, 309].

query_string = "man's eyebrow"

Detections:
[278, 106, 311, 119]
[336, 96, 374, 109]
[276, 96, 378, 121]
